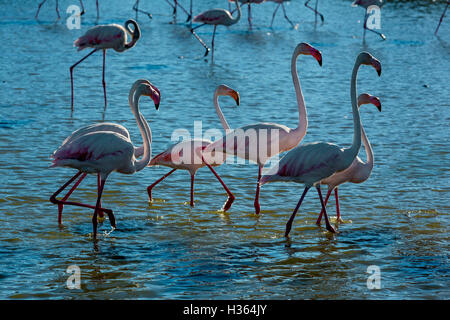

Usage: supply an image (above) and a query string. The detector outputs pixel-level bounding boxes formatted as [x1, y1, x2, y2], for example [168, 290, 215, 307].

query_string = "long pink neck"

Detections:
[291, 49, 308, 142]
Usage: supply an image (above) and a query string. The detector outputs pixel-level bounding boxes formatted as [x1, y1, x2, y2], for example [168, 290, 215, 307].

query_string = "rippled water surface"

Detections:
[0, 0, 449, 299]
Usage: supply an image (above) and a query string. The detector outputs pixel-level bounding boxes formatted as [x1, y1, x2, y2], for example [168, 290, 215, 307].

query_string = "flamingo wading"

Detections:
[147, 85, 239, 211]
[260, 52, 382, 237]
[204, 43, 322, 215]
[70, 19, 141, 111]
[316, 93, 381, 225]
[50, 79, 161, 240]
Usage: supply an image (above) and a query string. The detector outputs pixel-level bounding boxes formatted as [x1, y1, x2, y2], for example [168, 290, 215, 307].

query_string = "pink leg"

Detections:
[92, 177, 107, 240]
[190, 24, 210, 56]
[335, 187, 343, 222]
[281, 3, 295, 28]
[190, 174, 195, 207]
[202, 156, 235, 212]
[35, 0, 48, 19]
[316, 187, 332, 225]
[58, 172, 87, 224]
[254, 166, 262, 215]
[70, 49, 97, 111]
[270, 3, 281, 27]
[97, 173, 104, 219]
[147, 169, 177, 202]
[102, 49, 107, 110]
[316, 185, 336, 233]
[285, 187, 310, 237]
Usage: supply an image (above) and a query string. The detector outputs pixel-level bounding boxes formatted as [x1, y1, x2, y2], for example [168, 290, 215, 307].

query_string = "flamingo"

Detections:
[70, 19, 141, 111]
[228, 0, 265, 28]
[203, 43, 322, 215]
[316, 93, 381, 225]
[36, 0, 86, 19]
[352, 0, 386, 40]
[304, 0, 324, 24]
[260, 52, 382, 237]
[266, 0, 296, 28]
[435, 1, 449, 35]
[190, 0, 241, 59]
[147, 85, 239, 210]
[49, 79, 160, 240]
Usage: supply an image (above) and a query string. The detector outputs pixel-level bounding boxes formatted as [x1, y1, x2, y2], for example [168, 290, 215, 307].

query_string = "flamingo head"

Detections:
[217, 84, 240, 106]
[295, 43, 322, 66]
[358, 93, 382, 111]
[359, 52, 382, 76]
[144, 82, 161, 110]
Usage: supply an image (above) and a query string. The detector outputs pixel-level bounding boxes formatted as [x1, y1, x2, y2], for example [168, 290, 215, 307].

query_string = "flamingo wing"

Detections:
[74, 24, 126, 51]
[193, 9, 232, 24]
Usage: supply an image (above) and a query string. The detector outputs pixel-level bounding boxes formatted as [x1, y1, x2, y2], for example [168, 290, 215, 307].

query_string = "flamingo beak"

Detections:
[370, 97, 382, 111]
[231, 90, 240, 106]
[312, 49, 322, 66]
[371, 58, 382, 76]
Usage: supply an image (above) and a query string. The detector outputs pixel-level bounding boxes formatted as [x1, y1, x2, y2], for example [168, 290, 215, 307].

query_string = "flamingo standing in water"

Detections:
[435, 1, 449, 35]
[147, 85, 239, 211]
[70, 19, 141, 111]
[50, 79, 160, 240]
[190, 0, 241, 58]
[352, 0, 386, 40]
[316, 93, 381, 225]
[203, 43, 322, 215]
[260, 52, 382, 237]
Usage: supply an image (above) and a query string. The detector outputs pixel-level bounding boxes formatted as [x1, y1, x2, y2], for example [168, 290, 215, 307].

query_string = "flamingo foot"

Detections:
[222, 195, 235, 212]
[103, 226, 116, 236]
[326, 224, 336, 233]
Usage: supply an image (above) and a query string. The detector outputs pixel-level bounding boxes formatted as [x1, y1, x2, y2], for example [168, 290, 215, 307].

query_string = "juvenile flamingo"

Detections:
[435, 1, 449, 35]
[316, 93, 381, 225]
[36, 0, 86, 19]
[352, 0, 386, 40]
[203, 43, 322, 215]
[260, 52, 382, 237]
[70, 19, 141, 111]
[50, 79, 160, 240]
[147, 85, 239, 210]
[190, 0, 241, 58]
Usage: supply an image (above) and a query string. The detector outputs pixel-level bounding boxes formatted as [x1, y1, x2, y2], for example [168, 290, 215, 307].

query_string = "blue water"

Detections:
[0, 0, 448, 299]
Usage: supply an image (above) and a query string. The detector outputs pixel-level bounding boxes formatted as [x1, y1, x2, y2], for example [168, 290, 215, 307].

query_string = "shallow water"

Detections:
[0, 0, 448, 299]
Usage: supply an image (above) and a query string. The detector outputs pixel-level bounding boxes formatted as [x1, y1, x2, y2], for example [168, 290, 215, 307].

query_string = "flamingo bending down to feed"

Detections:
[147, 85, 239, 211]
[316, 93, 381, 225]
[36, 0, 86, 19]
[203, 43, 322, 215]
[260, 52, 382, 237]
[435, 1, 449, 35]
[50, 79, 161, 240]
[190, 0, 241, 58]
[352, 0, 386, 40]
[70, 20, 141, 111]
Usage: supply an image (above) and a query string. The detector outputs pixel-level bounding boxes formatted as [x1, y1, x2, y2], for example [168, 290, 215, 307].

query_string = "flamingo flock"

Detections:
[42, 1, 408, 242]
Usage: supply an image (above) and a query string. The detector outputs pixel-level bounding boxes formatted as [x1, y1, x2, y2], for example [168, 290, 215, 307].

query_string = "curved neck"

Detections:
[124, 20, 140, 50]
[129, 86, 151, 172]
[232, 0, 241, 23]
[291, 51, 308, 141]
[361, 124, 373, 165]
[214, 91, 231, 131]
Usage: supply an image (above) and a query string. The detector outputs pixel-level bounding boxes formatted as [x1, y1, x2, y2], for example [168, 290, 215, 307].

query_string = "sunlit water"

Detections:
[0, 0, 448, 299]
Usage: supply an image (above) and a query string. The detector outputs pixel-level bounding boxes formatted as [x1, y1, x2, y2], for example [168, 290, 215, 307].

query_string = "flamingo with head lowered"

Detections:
[70, 19, 141, 111]
[49, 79, 160, 241]
[203, 43, 322, 215]
[316, 93, 381, 225]
[260, 52, 382, 237]
[147, 85, 239, 211]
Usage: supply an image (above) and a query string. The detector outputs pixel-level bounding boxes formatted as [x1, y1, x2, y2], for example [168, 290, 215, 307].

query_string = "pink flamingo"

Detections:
[50, 79, 160, 240]
[316, 93, 381, 225]
[36, 0, 86, 19]
[203, 43, 322, 215]
[266, 0, 296, 28]
[70, 19, 141, 111]
[190, 0, 241, 58]
[435, 1, 449, 35]
[228, 0, 265, 28]
[260, 52, 382, 237]
[352, 0, 386, 40]
[147, 85, 239, 210]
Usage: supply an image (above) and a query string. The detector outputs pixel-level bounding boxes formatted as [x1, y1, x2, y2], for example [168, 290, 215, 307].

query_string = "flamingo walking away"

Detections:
[203, 43, 322, 215]
[70, 19, 141, 111]
[316, 93, 382, 225]
[147, 85, 240, 211]
[49, 79, 161, 240]
[190, 0, 241, 59]
[260, 52, 382, 237]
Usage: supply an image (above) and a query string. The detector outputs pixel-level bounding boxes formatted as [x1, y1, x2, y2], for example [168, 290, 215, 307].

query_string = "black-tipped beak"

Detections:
[155, 103, 160, 110]
[377, 68, 381, 76]
[236, 96, 240, 106]
[318, 57, 322, 67]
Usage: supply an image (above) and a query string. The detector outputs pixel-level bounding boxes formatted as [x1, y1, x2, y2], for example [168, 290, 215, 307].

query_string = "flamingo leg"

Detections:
[190, 174, 195, 207]
[92, 177, 107, 240]
[147, 169, 177, 202]
[335, 187, 343, 223]
[316, 185, 336, 233]
[102, 49, 107, 110]
[55, 0, 60, 20]
[211, 25, 217, 60]
[285, 187, 310, 237]
[96, 0, 99, 20]
[97, 173, 104, 219]
[58, 173, 87, 224]
[133, 0, 152, 20]
[435, 2, 449, 35]
[305, 0, 324, 23]
[363, 10, 386, 40]
[79, 0, 85, 16]
[315, 187, 332, 225]
[281, 3, 295, 28]
[70, 48, 97, 111]
[248, 4, 252, 28]
[202, 156, 235, 212]
[190, 24, 210, 57]
[35, 0, 48, 19]
[254, 166, 262, 215]
[270, 3, 281, 28]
